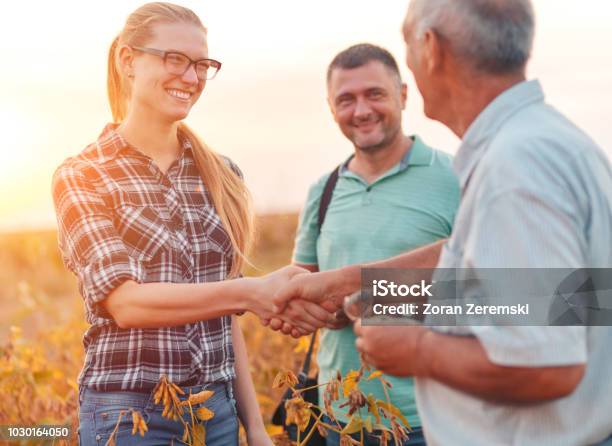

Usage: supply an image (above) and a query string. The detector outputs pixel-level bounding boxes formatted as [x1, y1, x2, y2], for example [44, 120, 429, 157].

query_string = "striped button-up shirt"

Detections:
[52, 124, 236, 392]
[418, 80, 612, 445]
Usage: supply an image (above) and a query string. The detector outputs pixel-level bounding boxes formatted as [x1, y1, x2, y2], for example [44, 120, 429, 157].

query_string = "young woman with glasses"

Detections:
[51, 2, 332, 445]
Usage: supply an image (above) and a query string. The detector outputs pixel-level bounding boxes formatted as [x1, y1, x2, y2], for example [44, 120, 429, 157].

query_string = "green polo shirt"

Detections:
[293, 135, 460, 428]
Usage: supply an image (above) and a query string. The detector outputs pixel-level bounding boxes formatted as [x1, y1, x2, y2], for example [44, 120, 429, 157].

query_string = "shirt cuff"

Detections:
[470, 326, 587, 367]
[78, 253, 145, 317]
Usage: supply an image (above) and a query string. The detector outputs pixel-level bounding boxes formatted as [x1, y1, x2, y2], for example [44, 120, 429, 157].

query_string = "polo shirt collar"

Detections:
[339, 134, 433, 178]
[406, 134, 434, 167]
[454, 79, 545, 190]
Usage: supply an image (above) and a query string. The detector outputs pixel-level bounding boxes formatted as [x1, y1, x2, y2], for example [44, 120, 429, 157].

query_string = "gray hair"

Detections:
[407, 0, 535, 74]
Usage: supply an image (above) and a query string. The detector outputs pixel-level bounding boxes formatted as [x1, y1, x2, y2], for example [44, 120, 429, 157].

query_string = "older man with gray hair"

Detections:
[273, 0, 612, 444]
[393, 1, 612, 444]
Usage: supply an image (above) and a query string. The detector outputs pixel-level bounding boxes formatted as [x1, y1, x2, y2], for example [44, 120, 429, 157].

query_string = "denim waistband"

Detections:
[80, 381, 232, 406]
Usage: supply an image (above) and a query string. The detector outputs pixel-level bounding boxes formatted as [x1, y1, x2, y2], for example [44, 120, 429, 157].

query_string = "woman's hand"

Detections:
[248, 266, 309, 316]
[246, 426, 274, 446]
[249, 266, 336, 336]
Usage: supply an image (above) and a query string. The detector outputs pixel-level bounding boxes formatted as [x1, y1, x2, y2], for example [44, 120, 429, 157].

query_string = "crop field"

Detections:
[0, 213, 308, 444]
[0, 213, 410, 446]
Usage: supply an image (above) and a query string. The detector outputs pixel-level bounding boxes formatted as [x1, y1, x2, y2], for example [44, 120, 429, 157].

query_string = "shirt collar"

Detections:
[89, 123, 128, 163]
[339, 134, 433, 176]
[454, 79, 545, 190]
[406, 134, 434, 167]
[89, 123, 193, 164]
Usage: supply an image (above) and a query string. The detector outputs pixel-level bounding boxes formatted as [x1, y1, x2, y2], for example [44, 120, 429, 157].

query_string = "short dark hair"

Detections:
[326, 43, 402, 85]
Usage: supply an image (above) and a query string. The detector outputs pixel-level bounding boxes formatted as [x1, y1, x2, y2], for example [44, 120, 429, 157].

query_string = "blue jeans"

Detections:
[323, 416, 426, 446]
[78, 382, 238, 446]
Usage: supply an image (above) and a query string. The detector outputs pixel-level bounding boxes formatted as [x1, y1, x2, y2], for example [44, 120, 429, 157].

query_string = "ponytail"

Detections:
[107, 35, 127, 123]
[179, 123, 254, 277]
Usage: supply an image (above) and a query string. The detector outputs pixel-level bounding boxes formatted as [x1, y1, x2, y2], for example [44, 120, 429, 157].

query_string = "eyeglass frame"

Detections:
[130, 46, 222, 80]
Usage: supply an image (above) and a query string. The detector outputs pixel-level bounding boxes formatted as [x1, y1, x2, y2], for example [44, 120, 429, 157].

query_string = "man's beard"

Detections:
[353, 125, 400, 153]
[356, 140, 389, 153]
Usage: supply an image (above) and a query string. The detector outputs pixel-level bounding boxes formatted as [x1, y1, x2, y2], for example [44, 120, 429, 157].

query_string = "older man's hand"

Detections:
[262, 298, 338, 337]
[353, 319, 431, 377]
[263, 306, 351, 338]
[273, 269, 357, 314]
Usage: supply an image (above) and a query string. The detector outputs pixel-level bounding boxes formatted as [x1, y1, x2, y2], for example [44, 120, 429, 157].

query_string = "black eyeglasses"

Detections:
[131, 46, 222, 80]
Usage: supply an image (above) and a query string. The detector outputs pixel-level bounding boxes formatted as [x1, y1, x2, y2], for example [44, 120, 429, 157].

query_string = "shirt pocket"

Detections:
[114, 204, 171, 263]
[192, 206, 233, 258]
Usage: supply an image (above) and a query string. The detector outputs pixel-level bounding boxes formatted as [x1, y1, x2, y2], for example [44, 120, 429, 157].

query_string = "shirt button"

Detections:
[96, 434, 101, 441]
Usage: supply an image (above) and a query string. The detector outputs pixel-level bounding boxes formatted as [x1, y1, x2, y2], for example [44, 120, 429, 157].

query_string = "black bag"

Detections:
[271, 332, 325, 445]
[271, 166, 341, 445]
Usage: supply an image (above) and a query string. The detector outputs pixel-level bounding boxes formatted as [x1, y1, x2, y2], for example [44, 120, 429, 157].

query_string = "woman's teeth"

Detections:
[166, 89, 191, 100]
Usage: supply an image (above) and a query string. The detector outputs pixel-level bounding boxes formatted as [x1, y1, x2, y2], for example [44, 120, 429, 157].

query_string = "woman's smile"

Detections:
[165, 88, 193, 101]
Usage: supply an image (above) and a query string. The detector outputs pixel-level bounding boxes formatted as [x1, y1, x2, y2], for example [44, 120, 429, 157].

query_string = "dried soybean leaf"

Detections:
[192, 424, 206, 445]
[341, 415, 363, 435]
[170, 382, 185, 395]
[367, 371, 383, 381]
[342, 370, 360, 397]
[196, 406, 215, 421]
[131, 411, 141, 436]
[185, 390, 215, 406]
[376, 401, 411, 429]
[273, 370, 299, 389]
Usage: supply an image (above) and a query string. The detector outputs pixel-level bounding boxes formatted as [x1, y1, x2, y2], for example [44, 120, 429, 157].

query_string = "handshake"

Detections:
[245, 265, 359, 337]
[242, 263, 432, 377]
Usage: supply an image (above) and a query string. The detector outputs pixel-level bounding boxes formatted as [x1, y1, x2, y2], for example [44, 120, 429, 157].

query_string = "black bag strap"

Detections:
[317, 165, 341, 233]
[297, 164, 342, 382]
[298, 331, 318, 384]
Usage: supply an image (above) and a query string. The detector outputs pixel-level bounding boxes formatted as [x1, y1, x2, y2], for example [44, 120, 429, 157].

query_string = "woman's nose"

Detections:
[181, 63, 200, 84]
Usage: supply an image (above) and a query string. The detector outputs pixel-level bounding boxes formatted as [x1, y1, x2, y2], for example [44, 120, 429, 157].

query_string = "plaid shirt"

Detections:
[52, 124, 237, 392]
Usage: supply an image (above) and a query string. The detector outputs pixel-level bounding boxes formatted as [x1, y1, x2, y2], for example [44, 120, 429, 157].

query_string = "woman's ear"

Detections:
[117, 44, 135, 78]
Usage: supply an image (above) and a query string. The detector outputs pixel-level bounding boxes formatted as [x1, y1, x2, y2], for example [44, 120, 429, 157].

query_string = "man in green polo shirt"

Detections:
[291, 44, 459, 446]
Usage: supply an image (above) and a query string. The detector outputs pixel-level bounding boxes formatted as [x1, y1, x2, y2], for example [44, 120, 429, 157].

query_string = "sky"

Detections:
[0, 0, 611, 231]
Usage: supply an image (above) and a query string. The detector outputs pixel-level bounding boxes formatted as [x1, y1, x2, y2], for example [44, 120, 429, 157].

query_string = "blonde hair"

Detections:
[107, 2, 254, 277]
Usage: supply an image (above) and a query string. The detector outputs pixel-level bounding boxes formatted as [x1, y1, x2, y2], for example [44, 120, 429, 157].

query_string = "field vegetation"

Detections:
[0, 213, 410, 446]
[0, 214, 303, 444]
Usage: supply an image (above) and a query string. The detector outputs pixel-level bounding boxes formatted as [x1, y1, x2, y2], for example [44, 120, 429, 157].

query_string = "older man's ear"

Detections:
[421, 28, 446, 75]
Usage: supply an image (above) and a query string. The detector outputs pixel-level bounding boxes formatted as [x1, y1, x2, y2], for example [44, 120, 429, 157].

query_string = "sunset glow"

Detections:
[1, 0, 611, 231]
